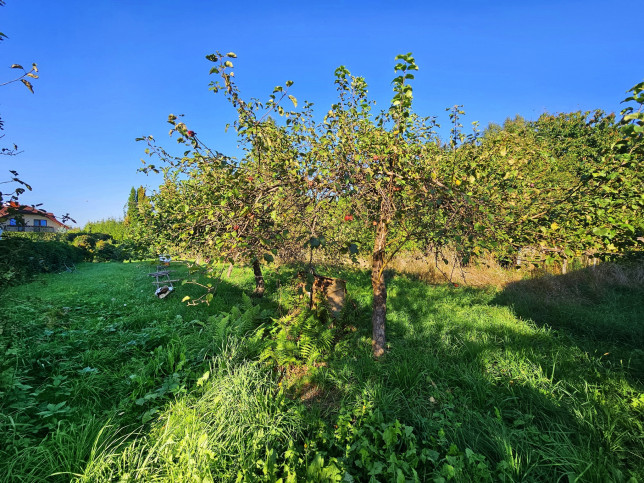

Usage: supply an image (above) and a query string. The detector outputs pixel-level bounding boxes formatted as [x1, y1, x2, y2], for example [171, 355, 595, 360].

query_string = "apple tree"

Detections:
[304, 55, 485, 357]
[139, 53, 320, 297]
[453, 102, 640, 268]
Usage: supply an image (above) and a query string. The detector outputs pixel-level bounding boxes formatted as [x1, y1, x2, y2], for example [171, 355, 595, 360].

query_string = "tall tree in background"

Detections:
[124, 185, 150, 227]
[124, 187, 137, 224]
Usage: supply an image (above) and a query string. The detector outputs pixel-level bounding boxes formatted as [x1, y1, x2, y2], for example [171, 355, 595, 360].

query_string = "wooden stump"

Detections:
[297, 271, 347, 319]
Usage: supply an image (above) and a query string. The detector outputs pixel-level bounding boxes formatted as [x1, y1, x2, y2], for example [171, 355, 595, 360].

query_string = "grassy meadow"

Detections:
[0, 260, 642, 481]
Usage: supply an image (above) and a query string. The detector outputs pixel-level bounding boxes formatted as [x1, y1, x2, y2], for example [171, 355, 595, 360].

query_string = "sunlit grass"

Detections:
[0, 260, 642, 481]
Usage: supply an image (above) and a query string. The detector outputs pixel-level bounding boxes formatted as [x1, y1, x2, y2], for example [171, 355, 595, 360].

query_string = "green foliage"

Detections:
[82, 218, 127, 241]
[119, 186, 155, 257]
[0, 235, 83, 288]
[0, 262, 274, 480]
[123, 186, 150, 228]
[462, 101, 642, 263]
[75, 355, 306, 482]
[261, 309, 337, 368]
[69, 233, 125, 262]
[0, 262, 642, 481]
[64, 231, 150, 262]
[141, 52, 642, 359]
[210, 293, 266, 334]
[303, 404, 496, 482]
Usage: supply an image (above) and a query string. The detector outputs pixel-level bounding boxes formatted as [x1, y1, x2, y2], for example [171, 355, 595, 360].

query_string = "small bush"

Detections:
[67, 232, 150, 261]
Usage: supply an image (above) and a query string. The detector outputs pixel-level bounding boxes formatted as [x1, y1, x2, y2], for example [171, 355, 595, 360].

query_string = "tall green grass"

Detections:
[0, 261, 642, 481]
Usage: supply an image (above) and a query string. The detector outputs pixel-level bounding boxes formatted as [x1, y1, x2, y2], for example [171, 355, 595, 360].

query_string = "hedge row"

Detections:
[0, 237, 84, 289]
[0, 232, 152, 289]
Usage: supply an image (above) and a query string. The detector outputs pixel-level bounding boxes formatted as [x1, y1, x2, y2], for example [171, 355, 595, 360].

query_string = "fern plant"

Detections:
[297, 313, 334, 366]
[207, 293, 267, 344]
[260, 309, 337, 369]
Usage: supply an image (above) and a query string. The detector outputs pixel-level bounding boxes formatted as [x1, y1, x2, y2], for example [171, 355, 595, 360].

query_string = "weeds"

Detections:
[0, 261, 642, 481]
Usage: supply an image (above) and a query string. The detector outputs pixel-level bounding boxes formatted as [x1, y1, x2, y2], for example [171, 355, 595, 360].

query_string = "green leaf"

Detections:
[141, 408, 158, 424]
[288, 95, 297, 108]
[263, 253, 274, 263]
[181, 296, 191, 302]
[196, 371, 210, 387]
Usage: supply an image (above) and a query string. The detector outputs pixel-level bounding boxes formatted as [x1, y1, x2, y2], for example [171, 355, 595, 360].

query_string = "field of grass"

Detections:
[0, 260, 642, 481]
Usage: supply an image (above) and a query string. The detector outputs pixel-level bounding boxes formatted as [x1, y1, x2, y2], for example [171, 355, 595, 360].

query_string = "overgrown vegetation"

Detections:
[0, 235, 83, 288]
[137, 52, 642, 357]
[0, 261, 642, 481]
[81, 218, 128, 242]
[1, 50, 641, 482]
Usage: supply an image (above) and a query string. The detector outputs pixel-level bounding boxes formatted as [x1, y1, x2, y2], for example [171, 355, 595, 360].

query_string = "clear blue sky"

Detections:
[1, 0, 641, 227]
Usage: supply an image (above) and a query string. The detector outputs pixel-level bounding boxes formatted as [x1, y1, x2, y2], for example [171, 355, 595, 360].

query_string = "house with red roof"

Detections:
[0, 202, 70, 233]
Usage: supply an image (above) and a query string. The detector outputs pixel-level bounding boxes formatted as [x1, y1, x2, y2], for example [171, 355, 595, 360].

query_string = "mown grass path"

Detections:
[0, 261, 642, 481]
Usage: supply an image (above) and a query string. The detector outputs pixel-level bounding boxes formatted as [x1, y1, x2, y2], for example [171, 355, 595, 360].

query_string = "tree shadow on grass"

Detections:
[318, 270, 643, 480]
[10, 261, 638, 481]
[168, 261, 642, 479]
[490, 264, 644, 385]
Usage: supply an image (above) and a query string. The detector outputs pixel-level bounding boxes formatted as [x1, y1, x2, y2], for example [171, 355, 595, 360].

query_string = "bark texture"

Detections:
[371, 219, 388, 358]
[252, 258, 265, 297]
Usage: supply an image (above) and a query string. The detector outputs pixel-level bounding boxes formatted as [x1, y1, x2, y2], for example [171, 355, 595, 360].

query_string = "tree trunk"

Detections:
[252, 258, 265, 297]
[226, 262, 234, 278]
[371, 219, 389, 358]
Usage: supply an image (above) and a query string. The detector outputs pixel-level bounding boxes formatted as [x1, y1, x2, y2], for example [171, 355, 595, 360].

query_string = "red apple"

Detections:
[344, 214, 353, 221]
[233, 224, 240, 231]
[187, 130, 195, 137]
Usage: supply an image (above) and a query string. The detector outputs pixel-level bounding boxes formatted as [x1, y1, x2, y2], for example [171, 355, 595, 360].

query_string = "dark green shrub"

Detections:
[66, 232, 112, 244]
[0, 231, 150, 289]
[94, 239, 125, 262]
[0, 237, 84, 289]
